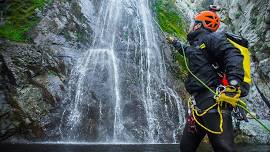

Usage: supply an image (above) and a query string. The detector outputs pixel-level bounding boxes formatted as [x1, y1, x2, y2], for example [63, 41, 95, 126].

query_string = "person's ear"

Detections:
[193, 23, 202, 31]
[188, 22, 194, 33]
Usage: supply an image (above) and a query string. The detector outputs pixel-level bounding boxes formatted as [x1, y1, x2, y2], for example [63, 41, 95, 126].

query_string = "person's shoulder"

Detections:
[207, 31, 227, 42]
[209, 31, 226, 38]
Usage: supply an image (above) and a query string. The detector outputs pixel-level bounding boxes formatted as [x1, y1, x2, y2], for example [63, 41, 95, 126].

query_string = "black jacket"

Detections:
[173, 29, 244, 96]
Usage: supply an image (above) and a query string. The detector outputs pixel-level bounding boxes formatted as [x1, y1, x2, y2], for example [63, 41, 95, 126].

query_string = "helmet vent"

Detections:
[205, 21, 211, 24]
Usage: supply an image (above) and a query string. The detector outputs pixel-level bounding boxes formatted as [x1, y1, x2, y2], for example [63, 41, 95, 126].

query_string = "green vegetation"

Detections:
[173, 52, 189, 79]
[0, 0, 51, 42]
[155, 0, 187, 40]
[155, 0, 188, 79]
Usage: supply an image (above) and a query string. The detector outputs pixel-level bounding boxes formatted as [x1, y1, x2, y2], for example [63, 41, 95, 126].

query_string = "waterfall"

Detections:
[60, 0, 185, 143]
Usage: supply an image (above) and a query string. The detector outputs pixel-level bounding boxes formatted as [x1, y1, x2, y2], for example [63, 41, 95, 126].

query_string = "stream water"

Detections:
[1, 143, 270, 152]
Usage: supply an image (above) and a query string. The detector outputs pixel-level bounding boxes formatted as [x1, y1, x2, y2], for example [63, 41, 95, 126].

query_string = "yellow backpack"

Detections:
[225, 32, 251, 85]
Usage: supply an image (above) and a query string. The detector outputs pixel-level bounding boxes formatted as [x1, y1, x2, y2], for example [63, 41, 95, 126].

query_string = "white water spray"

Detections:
[61, 0, 185, 143]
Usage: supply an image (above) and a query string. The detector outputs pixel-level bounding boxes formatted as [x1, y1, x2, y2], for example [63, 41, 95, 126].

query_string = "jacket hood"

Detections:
[187, 29, 211, 45]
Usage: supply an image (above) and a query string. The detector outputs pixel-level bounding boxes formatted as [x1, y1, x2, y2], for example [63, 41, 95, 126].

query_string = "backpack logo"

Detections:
[199, 43, 206, 49]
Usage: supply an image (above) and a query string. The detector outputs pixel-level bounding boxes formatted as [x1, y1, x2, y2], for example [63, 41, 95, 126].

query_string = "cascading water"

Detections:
[60, 0, 185, 143]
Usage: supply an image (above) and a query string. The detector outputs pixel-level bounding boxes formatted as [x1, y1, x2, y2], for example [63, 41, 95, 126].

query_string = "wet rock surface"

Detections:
[0, 41, 63, 141]
[0, 0, 92, 141]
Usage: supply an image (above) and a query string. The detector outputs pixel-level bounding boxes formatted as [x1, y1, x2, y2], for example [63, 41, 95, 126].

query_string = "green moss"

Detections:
[155, 0, 188, 79]
[155, 0, 187, 40]
[173, 52, 188, 79]
[0, 0, 49, 42]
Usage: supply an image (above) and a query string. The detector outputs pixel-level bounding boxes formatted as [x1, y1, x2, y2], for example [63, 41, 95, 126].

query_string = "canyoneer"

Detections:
[166, 6, 250, 152]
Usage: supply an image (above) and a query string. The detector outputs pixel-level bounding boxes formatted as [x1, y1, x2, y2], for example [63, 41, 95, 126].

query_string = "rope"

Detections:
[238, 104, 270, 132]
[192, 103, 223, 134]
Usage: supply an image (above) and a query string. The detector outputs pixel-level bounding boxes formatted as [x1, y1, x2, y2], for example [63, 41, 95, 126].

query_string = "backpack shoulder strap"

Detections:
[225, 32, 249, 48]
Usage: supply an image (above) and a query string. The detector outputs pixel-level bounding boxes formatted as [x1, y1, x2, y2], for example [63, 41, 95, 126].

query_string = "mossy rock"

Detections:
[0, 0, 50, 42]
[154, 0, 188, 80]
[155, 0, 187, 40]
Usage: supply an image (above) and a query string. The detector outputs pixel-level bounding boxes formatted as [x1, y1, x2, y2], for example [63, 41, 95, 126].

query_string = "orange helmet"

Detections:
[194, 11, 220, 32]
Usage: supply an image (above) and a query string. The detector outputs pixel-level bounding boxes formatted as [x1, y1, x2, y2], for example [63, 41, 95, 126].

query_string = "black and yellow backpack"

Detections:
[200, 32, 251, 97]
[225, 32, 251, 97]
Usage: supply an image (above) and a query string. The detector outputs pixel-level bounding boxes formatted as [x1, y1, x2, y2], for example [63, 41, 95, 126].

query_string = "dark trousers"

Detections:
[180, 112, 235, 152]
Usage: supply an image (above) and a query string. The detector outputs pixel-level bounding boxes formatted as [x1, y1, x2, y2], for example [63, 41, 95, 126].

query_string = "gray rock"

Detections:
[0, 42, 59, 85]
[0, 0, 94, 141]
[32, 73, 65, 105]
[235, 119, 270, 144]
[31, 1, 93, 48]
[15, 86, 50, 122]
[265, 8, 270, 25]
[258, 58, 270, 79]
[255, 52, 269, 61]
[0, 41, 67, 140]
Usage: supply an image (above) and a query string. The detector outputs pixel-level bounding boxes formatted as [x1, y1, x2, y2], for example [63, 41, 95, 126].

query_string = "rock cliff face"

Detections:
[0, 0, 92, 141]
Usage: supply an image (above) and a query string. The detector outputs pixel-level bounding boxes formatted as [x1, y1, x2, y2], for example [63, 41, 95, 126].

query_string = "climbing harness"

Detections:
[188, 96, 223, 134]
[187, 85, 241, 134]
[152, 16, 270, 134]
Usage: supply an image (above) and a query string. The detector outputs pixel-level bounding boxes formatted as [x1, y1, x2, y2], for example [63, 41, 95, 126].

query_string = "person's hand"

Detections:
[166, 36, 176, 44]
[215, 85, 241, 107]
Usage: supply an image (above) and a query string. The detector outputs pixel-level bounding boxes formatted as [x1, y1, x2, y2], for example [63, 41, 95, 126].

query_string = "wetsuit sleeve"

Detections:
[206, 33, 244, 84]
[172, 39, 188, 55]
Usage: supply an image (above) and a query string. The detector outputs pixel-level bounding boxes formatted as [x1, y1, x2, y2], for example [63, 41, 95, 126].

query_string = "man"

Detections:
[167, 9, 245, 152]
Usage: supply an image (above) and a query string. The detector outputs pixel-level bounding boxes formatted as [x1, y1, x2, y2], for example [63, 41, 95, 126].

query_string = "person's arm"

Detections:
[207, 33, 244, 86]
[166, 36, 188, 55]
